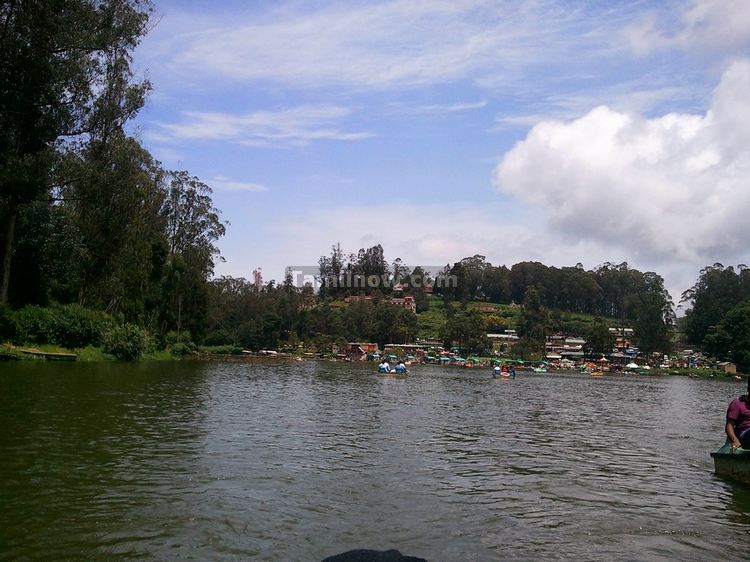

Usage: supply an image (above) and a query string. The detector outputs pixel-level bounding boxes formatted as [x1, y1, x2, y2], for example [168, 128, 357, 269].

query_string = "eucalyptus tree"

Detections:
[0, 0, 153, 304]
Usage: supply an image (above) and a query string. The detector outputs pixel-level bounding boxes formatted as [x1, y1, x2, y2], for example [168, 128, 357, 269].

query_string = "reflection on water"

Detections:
[1, 361, 750, 561]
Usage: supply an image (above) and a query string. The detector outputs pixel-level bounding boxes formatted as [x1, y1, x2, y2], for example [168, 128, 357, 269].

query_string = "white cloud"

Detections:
[150, 1, 620, 91]
[394, 100, 488, 114]
[493, 59, 750, 269]
[211, 175, 269, 192]
[156, 105, 373, 147]
[625, 0, 750, 54]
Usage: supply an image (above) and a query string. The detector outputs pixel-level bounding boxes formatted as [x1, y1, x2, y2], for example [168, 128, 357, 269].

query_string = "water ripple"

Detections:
[1, 362, 749, 561]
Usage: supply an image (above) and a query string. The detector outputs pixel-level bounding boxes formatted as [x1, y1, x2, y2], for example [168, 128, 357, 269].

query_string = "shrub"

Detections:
[204, 328, 235, 346]
[164, 330, 196, 356]
[14, 304, 112, 348]
[55, 304, 112, 348]
[102, 323, 147, 360]
[199, 344, 243, 355]
[14, 306, 59, 345]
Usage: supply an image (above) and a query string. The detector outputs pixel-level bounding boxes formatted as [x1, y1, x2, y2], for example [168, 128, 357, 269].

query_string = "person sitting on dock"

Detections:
[726, 378, 750, 450]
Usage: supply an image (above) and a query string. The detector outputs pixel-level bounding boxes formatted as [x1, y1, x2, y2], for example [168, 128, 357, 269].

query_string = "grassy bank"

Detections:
[0, 342, 175, 362]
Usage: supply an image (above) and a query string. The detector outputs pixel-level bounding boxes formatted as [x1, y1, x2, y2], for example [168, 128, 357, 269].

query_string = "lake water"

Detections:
[1, 360, 749, 561]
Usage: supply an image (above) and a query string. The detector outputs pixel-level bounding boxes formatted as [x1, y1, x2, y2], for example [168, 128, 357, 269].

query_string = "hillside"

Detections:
[416, 296, 622, 342]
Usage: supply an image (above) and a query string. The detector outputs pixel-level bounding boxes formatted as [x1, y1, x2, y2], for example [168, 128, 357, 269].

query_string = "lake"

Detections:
[1, 360, 748, 561]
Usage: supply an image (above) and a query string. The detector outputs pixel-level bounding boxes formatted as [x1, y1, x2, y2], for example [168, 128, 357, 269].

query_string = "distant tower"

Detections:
[253, 268, 263, 292]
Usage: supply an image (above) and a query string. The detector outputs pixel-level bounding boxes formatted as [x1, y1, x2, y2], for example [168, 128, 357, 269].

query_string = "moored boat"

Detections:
[711, 442, 750, 484]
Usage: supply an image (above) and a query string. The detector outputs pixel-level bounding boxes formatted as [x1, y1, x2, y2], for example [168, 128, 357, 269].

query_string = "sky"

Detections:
[131, 0, 750, 309]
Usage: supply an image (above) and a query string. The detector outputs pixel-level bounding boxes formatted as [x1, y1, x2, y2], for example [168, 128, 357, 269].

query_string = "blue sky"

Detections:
[131, 0, 750, 306]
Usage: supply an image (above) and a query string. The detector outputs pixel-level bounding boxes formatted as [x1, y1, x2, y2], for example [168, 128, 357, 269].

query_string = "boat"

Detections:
[590, 370, 604, 377]
[377, 373, 408, 379]
[533, 367, 547, 373]
[711, 442, 750, 484]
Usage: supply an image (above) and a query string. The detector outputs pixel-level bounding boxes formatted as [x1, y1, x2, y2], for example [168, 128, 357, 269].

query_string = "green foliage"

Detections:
[682, 264, 750, 346]
[416, 303, 447, 340]
[14, 304, 112, 348]
[703, 299, 750, 372]
[584, 317, 615, 357]
[204, 328, 235, 346]
[199, 344, 243, 355]
[163, 330, 196, 356]
[516, 287, 549, 353]
[101, 323, 147, 360]
[0, 0, 154, 304]
[442, 305, 491, 354]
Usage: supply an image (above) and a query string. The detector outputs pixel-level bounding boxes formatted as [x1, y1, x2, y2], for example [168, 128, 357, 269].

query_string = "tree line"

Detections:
[681, 264, 750, 372]
[0, 0, 225, 353]
[200, 244, 677, 356]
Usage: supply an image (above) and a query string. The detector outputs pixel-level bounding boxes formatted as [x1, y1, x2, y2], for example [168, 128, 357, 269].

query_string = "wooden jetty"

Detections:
[20, 349, 77, 361]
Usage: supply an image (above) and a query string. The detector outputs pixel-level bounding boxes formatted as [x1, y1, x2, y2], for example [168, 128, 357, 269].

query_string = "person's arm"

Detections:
[726, 421, 742, 449]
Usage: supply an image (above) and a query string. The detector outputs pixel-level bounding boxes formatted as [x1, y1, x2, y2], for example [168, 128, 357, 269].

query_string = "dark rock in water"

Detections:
[321, 548, 428, 562]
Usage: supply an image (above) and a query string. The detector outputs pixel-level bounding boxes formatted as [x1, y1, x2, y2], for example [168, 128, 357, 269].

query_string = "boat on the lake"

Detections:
[711, 442, 750, 484]
[377, 373, 408, 379]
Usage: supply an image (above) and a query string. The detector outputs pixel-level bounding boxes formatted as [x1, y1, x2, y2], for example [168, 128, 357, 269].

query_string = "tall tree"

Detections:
[584, 317, 615, 357]
[682, 264, 749, 346]
[0, 0, 153, 304]
[160, 171, 226, 337]
[703, 299, 750, 371]
[516, 286, 549, 356]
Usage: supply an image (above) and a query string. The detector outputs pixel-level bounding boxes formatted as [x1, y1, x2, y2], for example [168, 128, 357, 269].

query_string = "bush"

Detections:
[204, 328, 235, 346]
[102, 323, 147, 360]
[164, 330, 196, 356]
[14, 305, 58, 345]
[55, 304, 112, 348]
[199, 344, 243, 355]
[14, 304, 112, 348]
[0, 305, 16, 341]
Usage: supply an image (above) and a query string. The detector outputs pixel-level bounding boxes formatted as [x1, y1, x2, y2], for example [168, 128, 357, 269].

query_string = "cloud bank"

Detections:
[494, 59, 750, 268]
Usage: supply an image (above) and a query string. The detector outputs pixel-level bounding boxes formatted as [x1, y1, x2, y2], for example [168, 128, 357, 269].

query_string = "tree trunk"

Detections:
[1, 201, 18, 306]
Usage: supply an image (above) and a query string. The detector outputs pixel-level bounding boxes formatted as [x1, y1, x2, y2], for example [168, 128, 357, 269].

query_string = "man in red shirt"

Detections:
[726, 378, 750, 450]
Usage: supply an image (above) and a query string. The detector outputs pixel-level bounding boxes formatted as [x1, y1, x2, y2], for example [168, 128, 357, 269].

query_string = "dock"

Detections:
[20, 349, 78, 361]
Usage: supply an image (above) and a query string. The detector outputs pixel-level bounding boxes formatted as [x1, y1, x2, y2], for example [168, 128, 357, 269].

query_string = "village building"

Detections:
[718, 361, 737, 375]
[383, 343, 429, 360]
[391, 295, 417, 313]
[487, 330, 519, 351]
[335, 342, 379, 360]
[609, 327, 635, 351]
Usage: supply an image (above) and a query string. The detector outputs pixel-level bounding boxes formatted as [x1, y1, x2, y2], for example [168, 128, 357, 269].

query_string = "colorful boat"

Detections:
[711, 442, 750, 484]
